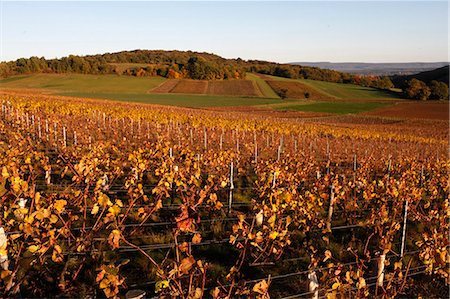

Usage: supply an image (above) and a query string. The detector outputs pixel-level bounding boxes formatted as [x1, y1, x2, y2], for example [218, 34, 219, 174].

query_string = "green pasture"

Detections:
[299, 79, 402, 100]
[0, 73, 165, 93]
[60, 92, 280, 108]
[263, 74, 402, 100]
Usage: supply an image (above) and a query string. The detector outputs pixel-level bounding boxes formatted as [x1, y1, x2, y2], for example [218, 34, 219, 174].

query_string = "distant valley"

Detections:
[291, 62, 449, 76]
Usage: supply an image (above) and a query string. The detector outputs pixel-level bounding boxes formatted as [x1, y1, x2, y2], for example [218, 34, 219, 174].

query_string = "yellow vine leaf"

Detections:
[54, 200, 67, 213]
[108, 205, 121, 217]
[269, 231, 279, 240]
[28, 245, 39, 253]
[192, 233, 202, 244]
[253, 279, 269, 294]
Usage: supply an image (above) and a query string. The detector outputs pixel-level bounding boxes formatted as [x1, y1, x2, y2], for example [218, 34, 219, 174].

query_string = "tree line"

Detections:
[243, 61, 396, 89]
[0, 50, 246, 80]
[403, 79, 448, 100]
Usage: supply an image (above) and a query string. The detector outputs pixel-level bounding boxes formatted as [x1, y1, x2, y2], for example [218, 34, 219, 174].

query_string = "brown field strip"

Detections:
[171, 80, 208, 94]
[150, 79, 261, 97]
[266, 80, 333, 100]
[364, 102, 449, 120]
[151, 79, 180, 93]
[207, 80, 260, 96]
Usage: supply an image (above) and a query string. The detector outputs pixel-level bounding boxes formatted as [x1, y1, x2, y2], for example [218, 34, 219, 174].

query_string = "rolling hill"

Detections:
[391, 65, 449, 86]
[0, 50, 413, 114]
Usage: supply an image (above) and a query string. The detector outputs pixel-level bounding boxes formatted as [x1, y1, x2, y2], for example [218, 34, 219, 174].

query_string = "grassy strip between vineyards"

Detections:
[275, 101, 391, 114]
[59, 91, 281, 107]
[246, 73, 280, 98]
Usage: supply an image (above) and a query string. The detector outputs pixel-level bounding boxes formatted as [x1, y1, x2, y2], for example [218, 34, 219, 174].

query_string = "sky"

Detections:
[1, 1, 448, 63]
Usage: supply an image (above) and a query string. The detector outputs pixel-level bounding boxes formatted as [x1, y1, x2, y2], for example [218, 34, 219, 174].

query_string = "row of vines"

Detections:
[0, 93, 448, 298]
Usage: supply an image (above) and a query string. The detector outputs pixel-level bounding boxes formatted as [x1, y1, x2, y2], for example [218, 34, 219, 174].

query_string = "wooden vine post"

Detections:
[204, 127, 207, 150]
[0, 226, 9, 271]
[45, 119, 49, 141]
[63, 126, 67, 148]
[45, 168, 51, 185]
[254, 132, 258, 163]
[326, 184, 335, 232]
[228, 161, 234, 214]
[37, 117, 41, 139]
[376, 253, 386, 295]
[400, 199, 409, 258]
[272, 171, 277, 189]
[308, 270, 319, 299]
[54, 122, 57, 142]
[387, 155, 392, 185]
[326, 138, 330, 160]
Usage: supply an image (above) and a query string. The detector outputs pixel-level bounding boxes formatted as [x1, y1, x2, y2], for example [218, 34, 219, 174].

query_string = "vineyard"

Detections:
[0, 93, 448, 298]
[151, 79, 261, 97]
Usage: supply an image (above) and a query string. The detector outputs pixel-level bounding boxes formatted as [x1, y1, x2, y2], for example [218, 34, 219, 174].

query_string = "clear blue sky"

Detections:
[1, 1, 448, 63]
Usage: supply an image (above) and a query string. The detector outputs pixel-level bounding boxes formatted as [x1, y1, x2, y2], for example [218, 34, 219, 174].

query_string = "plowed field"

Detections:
[207, 80, 260, 96]
[171, 80, 208, 94]
[151, 79, 260, 97]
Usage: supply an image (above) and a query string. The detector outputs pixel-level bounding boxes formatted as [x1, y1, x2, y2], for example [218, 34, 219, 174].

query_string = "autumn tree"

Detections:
[404, 79, 431, 100]
[429, 80, 449, 100]
[375, 76, 394, 90]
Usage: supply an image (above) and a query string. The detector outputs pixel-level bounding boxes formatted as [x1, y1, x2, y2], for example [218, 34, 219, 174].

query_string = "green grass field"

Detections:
[299, 79, 402, 100]
[0, 73, 166, 93]
[263, 75, 402, 100]
[246, 73, 280, 98]
[275, 102, 390, 114]
[60, 92, 280, 107]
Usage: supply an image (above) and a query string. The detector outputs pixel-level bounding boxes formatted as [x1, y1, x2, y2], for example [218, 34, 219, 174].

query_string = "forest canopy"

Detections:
[0, 50, 246, 80]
